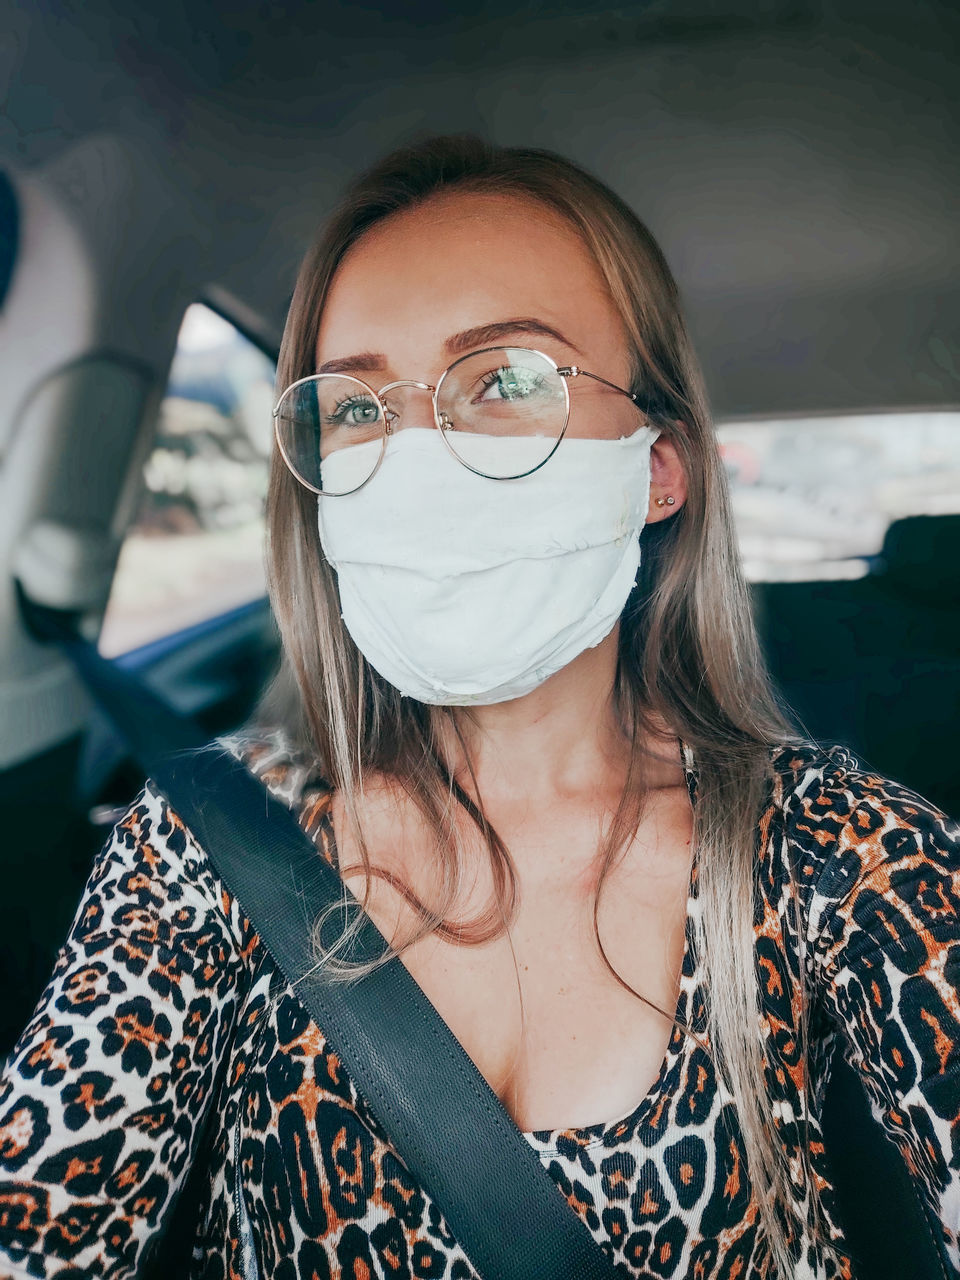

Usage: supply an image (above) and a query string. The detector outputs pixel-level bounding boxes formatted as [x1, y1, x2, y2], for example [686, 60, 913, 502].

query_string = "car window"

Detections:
[717, 410, 960, 581]
[99, 304, 275, 656]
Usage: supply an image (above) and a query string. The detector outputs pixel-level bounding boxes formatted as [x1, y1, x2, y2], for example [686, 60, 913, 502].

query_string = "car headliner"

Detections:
[1, 0, 958, 419]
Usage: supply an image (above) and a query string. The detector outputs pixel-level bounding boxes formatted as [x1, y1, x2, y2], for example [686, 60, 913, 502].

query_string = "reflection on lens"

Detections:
[436, 347, 568, 478]
[274, 374, 385, 494]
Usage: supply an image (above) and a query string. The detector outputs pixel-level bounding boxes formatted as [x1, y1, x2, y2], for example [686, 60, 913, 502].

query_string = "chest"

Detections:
[212, 921, 775, 1280]
[209, 836, 827, 1280]
[337, 784, 697, 1132]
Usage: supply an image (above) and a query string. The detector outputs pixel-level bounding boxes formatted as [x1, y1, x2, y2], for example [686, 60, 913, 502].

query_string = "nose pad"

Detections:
[379, 383, 437, 434]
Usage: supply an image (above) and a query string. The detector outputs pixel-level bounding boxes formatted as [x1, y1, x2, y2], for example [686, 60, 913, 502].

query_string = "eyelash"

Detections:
[326, 394, 380, 425]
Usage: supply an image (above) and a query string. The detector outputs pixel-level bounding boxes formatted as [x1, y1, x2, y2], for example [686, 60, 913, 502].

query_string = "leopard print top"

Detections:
[0, 737, 957, 1279]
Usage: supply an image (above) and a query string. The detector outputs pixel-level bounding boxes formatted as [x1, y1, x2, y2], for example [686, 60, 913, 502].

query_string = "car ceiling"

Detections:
[1, 0, 958, 418]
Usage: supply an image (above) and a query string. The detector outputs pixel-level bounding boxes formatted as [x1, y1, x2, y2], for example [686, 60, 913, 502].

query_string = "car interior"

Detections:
[0, 1, 957, 1272]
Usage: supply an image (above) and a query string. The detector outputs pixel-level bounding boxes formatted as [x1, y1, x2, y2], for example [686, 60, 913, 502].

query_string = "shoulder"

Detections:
[217, 725, 336, 855]
[95, 775, 253, 963]
[763, 741, 958, 938]
[97, 728, 334, 957]
[767, 741, 954, 866]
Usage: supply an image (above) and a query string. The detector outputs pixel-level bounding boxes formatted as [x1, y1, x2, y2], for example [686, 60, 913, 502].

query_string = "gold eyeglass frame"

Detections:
[272, 345, 644, 497]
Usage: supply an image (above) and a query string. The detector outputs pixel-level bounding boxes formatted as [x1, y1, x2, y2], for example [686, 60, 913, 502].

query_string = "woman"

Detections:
[0, 136, 957, 1279]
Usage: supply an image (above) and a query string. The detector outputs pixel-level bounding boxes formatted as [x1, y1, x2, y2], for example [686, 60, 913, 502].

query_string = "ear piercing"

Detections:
[655, 496, 676, 507]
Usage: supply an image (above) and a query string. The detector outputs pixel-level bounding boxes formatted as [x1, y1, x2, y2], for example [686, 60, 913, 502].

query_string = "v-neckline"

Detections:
[314, 740, 701, 1142]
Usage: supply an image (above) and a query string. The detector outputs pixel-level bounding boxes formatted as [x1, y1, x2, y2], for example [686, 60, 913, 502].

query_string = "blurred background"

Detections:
[0, 0, 958, 1052]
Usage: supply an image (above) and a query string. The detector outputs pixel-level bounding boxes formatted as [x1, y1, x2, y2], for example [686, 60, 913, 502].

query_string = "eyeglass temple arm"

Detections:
[557, 366, 641, 404]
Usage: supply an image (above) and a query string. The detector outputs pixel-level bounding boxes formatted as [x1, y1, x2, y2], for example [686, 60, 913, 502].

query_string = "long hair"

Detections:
[261, 135, 826, 1274]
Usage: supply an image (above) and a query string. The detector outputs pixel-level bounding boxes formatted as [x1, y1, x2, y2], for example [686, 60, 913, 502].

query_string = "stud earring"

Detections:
[655, 496, 676, 507]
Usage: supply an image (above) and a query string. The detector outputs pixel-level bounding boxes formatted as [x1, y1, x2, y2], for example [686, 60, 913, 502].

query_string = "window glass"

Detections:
[99, 304, 276, 656]
[716, 411, 960, 582]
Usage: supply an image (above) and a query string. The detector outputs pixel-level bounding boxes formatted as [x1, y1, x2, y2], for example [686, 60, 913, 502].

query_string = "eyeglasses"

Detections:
[272, 345, 646, 496]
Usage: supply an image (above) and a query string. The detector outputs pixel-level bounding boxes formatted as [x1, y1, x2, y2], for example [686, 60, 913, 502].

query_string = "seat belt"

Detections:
[20, 592, 621, 1280]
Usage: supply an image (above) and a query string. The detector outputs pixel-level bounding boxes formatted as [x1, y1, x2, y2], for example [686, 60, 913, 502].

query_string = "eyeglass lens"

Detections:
[274, 374, 386, 496]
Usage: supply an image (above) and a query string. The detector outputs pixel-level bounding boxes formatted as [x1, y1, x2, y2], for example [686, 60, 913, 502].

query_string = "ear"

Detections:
[646, 432, 687, 523]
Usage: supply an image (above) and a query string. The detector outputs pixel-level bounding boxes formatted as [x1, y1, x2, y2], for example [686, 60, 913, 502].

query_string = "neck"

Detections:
[443, 627, 661, 806]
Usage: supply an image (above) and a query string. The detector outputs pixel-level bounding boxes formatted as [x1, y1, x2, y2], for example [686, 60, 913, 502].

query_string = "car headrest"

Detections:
[879, 514, 960, 604]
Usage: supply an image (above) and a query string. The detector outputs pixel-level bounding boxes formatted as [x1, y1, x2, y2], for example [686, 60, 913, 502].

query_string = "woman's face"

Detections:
[314, 189, 686, 514]
[315, 190, 635, 425]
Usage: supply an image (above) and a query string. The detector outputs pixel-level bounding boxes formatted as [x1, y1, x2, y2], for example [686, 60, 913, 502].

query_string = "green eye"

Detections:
[327, 396, 381, 427]
[479, 366, 545, 401]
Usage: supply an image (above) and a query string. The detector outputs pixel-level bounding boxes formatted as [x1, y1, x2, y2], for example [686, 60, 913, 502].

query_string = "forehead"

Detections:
[315, 191, 621, 362]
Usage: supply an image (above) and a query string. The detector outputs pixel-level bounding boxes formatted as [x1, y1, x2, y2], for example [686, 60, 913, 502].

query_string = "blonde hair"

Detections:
[262, 135, 828, 1274]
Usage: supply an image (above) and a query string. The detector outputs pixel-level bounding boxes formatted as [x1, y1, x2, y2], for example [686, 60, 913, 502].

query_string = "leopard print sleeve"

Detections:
[802, 755, 960, 1276]
[0, 780, 251, 1279]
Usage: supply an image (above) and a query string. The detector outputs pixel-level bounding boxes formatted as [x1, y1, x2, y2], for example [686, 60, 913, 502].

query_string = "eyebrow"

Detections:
[445, 318, 583, 357]
[316, 317, 582, 377]
[315, 351, 388, 377]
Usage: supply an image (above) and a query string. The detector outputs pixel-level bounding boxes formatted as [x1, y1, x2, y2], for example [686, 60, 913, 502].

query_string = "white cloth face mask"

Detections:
[317, 425, 660, 705]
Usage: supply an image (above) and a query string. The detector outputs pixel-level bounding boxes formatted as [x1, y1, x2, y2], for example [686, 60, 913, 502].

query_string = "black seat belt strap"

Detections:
[25, 598, 621, 1280]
